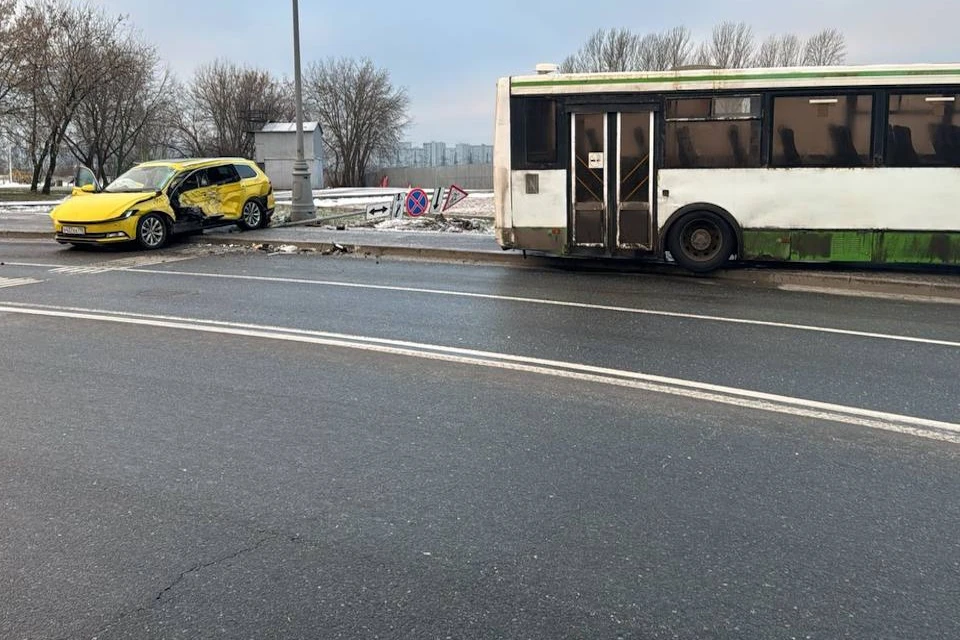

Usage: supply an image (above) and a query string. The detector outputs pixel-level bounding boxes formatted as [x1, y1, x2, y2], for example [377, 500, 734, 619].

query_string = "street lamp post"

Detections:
[290, 0, 316, 221]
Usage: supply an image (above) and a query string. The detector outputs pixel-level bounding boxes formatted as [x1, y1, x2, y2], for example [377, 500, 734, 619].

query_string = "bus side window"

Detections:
[664, 96, 761, 169]
[771, 95, 873, 168]
[516, 98, 559, 167]
[887, 94, 960, 167]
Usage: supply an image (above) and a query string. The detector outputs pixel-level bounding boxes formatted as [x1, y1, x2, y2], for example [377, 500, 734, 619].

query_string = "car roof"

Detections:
[136, 158, 257, 172]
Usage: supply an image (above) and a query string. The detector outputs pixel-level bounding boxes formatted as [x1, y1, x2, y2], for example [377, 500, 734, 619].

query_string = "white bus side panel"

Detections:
[494, 78, 513, 246]
[511, 170, 567, 228]
[658, 168, 960, 232]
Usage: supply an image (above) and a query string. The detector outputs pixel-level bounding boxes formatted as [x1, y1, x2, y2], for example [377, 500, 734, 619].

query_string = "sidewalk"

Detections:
[3, 210, 960, 303]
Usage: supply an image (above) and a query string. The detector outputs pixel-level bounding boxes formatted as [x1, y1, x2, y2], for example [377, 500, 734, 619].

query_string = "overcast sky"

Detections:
[95, 0, 960, 145]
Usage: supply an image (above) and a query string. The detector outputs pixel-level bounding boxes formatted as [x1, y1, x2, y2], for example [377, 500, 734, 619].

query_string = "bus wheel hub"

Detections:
[690, 229, 713, 252]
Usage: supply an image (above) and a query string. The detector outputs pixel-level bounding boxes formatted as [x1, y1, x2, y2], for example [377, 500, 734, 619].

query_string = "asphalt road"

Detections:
[1, 240, 959, 639]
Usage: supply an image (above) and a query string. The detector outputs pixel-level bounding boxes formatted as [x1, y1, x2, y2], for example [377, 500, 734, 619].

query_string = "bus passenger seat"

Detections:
[929, 124, 956, 164]
[778, 127, 802, 166]
[828, 125, 864, 167]
[676, 127, 698, 168]
[728, 125, 748, 167]
[891, 125, 919, 166]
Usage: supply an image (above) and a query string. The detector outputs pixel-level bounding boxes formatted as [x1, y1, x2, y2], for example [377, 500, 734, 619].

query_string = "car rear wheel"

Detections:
[136, 213, 168, 250]
[238, 200, 265, 231]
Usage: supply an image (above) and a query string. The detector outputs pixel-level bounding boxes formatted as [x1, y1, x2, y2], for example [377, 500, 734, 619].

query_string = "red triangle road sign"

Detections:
[442, 184, 469, 212]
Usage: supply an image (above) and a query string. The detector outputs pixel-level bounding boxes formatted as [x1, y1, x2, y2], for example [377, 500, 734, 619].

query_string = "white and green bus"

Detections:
[493, 63, 960, 272]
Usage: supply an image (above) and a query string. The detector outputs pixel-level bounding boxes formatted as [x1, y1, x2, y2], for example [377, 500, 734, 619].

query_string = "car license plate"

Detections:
[62, 226, 85, 235]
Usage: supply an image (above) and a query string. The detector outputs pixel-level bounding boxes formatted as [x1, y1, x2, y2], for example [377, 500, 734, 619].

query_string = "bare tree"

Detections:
[565, 23, 847, 72]
[174, 60, 293, 158]
[661, 26, 694, 70]
[692, 41, 714, 67]
[304, 58, 410, 187]
[564, 26, 693, 73]
[0, 0, 29, 117]
[13, 1, 132, 193]
[754, 36, 780, 68]
[65, 36, 172, 182]
[804, 28, 847, 66]
[561, 29, 642, 73]
[755, 34, 804, 67]
[708, 22, 756, 68]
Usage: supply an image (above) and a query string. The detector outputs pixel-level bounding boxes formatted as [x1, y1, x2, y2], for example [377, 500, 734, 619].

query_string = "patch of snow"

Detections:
[371, 215, 492, 234]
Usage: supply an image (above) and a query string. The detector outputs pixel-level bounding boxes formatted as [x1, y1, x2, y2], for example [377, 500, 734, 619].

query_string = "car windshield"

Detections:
[104, 166, 176, 193]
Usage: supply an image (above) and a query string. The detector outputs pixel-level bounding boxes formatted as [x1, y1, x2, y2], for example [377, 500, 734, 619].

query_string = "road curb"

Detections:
[190, 234, 960, 301]
[190, 234, 529, 266]
[3, 229, 958, 302]
[718, 268, 960, 302]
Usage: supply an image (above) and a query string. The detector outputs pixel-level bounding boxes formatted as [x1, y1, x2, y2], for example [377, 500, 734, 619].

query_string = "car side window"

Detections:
[235, 164, 258, 180]
[178, 172, 201, 192]
[207, 165, 241, 186]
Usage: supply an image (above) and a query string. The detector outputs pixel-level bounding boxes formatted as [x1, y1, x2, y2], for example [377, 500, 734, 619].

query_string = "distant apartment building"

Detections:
[379, 141, 494, 168]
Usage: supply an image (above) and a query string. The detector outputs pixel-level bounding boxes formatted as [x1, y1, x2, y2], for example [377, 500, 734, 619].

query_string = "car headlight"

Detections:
[121, 209, 138, 219]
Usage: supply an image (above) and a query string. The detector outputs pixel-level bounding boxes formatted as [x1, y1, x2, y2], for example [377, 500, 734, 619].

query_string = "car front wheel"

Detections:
[136, 213, 169, 250]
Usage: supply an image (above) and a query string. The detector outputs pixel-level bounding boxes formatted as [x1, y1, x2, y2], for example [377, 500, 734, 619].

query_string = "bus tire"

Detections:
[666, 211, 735, 274]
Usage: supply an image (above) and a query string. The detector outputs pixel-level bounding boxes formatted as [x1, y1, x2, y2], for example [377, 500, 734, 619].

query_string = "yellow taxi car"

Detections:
[51, 158, 276, 249]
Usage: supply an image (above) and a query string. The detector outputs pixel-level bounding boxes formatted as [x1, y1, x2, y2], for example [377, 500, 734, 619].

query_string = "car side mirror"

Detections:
[81, 183, 97, 193]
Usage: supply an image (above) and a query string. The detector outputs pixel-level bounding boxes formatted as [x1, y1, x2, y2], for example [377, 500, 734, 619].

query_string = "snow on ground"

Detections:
[275, 189, 495, 218]
[367, 215, 492, 234]
[0, 203, 59, 217]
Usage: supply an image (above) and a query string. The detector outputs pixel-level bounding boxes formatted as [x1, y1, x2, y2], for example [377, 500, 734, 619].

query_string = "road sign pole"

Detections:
[290, 0, 316, 222]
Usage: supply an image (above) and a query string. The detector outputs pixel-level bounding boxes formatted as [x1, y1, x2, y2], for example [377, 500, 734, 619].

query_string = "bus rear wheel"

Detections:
[667, 212, 735, 273]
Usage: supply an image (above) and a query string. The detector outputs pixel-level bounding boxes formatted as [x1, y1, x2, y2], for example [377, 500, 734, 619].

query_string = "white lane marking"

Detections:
[779, 284, 960, 306]
[1, 301, 958, 445]
[126, 268, 960, 350]
[0, 277, 43, 289]
[48, 254, 197, 275]
[51, 266, 114, 275]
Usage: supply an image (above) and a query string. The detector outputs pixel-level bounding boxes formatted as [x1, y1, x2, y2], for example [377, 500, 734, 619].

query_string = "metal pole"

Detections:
[289, 0, 316, 221]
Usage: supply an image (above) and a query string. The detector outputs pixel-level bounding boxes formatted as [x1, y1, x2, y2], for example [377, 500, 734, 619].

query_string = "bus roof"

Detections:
[507, 63, 960, 96]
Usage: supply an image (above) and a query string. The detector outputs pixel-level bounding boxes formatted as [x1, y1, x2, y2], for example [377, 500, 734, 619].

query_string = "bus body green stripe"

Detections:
[742, 230, 960, 264]
[513, 68, 960, 89]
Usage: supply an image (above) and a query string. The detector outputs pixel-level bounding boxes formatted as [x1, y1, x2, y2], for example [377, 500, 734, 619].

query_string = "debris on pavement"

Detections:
[321, 243, 353, 256]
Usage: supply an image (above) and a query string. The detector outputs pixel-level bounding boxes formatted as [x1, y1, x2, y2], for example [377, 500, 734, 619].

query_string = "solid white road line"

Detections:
[1, 301, 958, 445]
[125, 267, 960, 350]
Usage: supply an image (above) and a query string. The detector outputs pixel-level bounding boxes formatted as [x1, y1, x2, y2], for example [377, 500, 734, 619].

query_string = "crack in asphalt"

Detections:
[84, 532, 279, 640]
